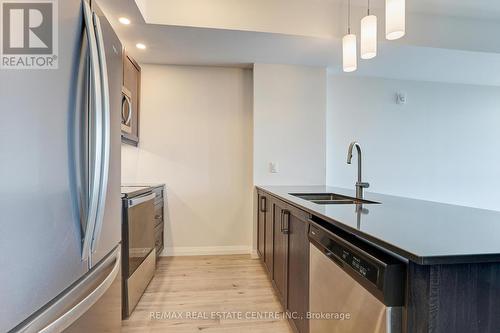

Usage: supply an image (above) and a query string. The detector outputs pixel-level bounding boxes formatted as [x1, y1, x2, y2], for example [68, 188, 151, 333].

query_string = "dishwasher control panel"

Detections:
[321, 231, 379, 285]
[308, 220, 406, 306]
[309, 216, 406, 306]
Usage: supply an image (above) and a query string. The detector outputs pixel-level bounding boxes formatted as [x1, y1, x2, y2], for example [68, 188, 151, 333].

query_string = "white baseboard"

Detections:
[250, 249, 259, 259]
[160, 246, 252, 257]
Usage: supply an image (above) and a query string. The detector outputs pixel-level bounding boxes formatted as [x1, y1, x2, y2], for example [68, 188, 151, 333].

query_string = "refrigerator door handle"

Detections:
[16, 246, 121, 333]
[91, 12, 111, 253]
[81, 0, 103, 261]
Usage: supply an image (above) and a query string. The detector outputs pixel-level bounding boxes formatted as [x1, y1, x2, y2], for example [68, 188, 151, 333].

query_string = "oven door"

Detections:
[121, 86, 133, 134]
[125, 192, 155, 278]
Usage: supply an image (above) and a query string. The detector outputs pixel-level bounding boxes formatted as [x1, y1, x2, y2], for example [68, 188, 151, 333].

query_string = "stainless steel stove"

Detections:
[121, 186, 156, 318]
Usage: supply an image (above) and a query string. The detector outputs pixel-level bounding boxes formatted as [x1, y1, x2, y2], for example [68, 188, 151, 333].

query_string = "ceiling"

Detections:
[333, 0, 500, 20]
[403, 0, 500, 20]
[98, 0, 500, 86]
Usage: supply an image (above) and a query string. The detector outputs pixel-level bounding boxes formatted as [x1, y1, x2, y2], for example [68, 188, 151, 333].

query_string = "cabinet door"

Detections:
[287, 210, 310, 333]
[257, 194, 266, 259]
[122, 54, 141, 144]
[273, 203, 289, 305]
[264, 199, 274, 276]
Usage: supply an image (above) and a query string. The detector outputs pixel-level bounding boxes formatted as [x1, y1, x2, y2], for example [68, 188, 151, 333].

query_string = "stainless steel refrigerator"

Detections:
[0, 0, 123, 332]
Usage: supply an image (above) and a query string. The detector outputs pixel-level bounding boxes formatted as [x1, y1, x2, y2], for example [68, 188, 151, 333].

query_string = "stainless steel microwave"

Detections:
[121, 86, 132, 134]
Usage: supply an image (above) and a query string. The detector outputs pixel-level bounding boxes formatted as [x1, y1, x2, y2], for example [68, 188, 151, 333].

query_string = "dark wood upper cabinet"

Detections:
[121, 53, 141, 146]
[287, 209, 310, 333]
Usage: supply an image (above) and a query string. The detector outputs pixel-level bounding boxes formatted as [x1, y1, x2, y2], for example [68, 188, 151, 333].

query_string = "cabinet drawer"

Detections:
[154, 203, 163, 227]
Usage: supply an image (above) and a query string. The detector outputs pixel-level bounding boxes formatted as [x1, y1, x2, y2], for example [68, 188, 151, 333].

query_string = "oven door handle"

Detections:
[128, 193, 156, 207]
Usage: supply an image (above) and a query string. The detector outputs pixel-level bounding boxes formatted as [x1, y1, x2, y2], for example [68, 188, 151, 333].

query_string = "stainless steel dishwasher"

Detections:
[309, 221, 405, 333]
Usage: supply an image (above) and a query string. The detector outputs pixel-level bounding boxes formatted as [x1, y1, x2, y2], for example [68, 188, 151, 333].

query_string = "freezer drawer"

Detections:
[11, 246, 121, 333]
[64, 258, 121, 333]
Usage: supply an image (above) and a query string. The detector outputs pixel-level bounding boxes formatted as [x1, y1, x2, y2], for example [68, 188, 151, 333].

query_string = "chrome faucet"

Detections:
[347, 142, 370, 199]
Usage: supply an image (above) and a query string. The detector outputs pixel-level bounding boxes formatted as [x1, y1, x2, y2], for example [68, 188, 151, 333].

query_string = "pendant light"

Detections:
[343, 0, 357, 72]
[386, 0, 405, 40]
[361, 0, 377, 59]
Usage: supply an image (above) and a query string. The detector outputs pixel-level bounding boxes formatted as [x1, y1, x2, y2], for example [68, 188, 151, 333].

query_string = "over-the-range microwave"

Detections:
[121, 86, 133, 134]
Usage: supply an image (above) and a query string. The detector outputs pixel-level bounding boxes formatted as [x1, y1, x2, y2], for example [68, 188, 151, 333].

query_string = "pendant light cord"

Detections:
[368, 0, 370, 15]
[347, 0, 351, 34]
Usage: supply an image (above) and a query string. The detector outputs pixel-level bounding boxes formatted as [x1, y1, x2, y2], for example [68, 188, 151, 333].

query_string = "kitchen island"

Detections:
[256, 185, 500, 333]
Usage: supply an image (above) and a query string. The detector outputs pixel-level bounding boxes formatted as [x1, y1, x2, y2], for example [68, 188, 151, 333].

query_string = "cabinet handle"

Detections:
[280, 210, 284, 232]
[282, 210, 290, 234]
[260, 196, 267, 212]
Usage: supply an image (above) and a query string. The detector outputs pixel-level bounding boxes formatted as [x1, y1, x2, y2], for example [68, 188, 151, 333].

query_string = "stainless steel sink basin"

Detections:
[289, 193, 379, 205]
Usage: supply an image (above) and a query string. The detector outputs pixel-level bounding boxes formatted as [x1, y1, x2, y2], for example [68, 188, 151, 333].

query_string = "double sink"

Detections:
[290, 193, 379, 205]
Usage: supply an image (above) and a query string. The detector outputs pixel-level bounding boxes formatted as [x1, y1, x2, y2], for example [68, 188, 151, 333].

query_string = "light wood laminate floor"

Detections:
[122, 255, 294, 333]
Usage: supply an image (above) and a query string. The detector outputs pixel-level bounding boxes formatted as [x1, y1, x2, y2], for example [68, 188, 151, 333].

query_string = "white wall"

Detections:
[122, 65, 254, 256]
[327, 75, 500, 211]
[253, 63, 327, 186]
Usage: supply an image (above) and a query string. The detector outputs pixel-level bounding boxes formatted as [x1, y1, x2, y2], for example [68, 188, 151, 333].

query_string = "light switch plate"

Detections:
[269, 162, 279, 173]
[396, 92, 407, 105]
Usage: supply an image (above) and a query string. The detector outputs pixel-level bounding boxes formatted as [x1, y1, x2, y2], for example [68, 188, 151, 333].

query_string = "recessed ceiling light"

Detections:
[119, 17, 131, 25]
[136, 43, 146, 50]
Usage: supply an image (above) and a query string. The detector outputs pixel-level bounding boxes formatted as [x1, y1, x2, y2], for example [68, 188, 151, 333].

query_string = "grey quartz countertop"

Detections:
[257, 185, 500, 265]
[121, 183, 165, 198]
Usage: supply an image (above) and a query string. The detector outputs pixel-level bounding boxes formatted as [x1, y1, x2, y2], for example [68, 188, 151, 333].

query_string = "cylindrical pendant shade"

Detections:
[343, 34, 357, 72]
[386, 0, 405, 40]
[361, 15, 377, 59]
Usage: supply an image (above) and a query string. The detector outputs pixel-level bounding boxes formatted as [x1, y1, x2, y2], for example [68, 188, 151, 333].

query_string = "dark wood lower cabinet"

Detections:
[264, 198, 274, 275]
[273, 202, 289, 305]
[407, 261, 500, 333]
[257, 194, 266, 258]
[257, 190, 310, 333]
[287, 209, 310, 333]
[152, 185, 165, 260]
[257, 192, 275, 277]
